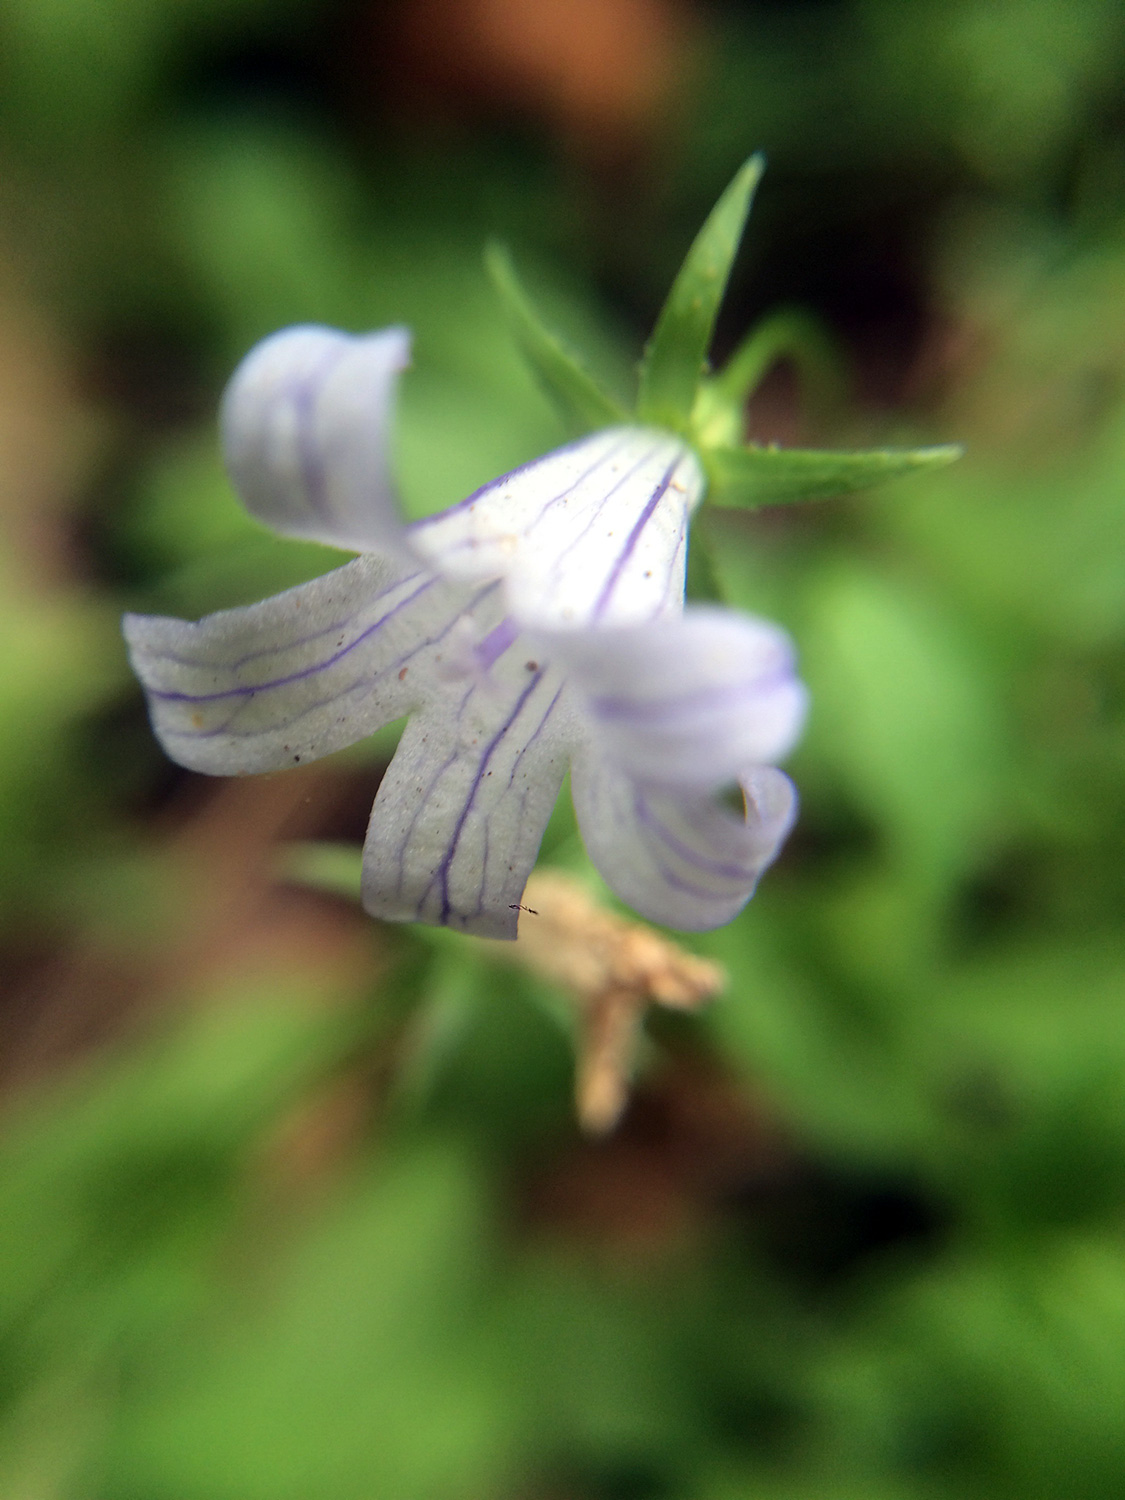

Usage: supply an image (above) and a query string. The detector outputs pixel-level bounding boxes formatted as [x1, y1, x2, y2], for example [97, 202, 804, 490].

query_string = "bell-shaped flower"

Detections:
[125, 161, 956, 940]
[124, 324, 806, 938]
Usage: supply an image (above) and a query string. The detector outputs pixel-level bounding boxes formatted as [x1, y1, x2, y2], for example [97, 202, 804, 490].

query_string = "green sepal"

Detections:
[485, 243, 624, 434]
[636, 155, 765, 432]
[705, 442, 964, 509]
[693, 308, 849, 448]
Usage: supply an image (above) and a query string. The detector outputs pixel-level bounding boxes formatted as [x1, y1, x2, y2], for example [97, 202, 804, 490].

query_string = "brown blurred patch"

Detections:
[0, 258, 386, 1106]
[520, 1050, 795, 1261]
[491, 874, 797, 1260]
[487, 871, 724, 1133]
[0, 261, 104, 589]
[387, 0, 700, 159]
[0, 767, 380, 1097]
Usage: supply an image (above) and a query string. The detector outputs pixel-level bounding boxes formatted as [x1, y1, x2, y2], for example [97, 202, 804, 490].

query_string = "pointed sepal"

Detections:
[704, 441, 964, 509]
[486, 244, 624, 435]
[636, 155, 765, 432]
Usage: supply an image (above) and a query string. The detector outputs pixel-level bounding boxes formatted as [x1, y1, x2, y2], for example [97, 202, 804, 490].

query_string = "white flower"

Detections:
[124, 325, 807, 939]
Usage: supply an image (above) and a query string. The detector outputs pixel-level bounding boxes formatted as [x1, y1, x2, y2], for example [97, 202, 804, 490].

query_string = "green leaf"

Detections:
[800, 565, 1001, 889]
[704, 441, 963, 508]
[636, 155, 765, 430]
[485, 243, 624, 434]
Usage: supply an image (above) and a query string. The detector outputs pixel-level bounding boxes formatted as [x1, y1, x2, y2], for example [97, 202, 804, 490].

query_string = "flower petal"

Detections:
[123, 556, 489, 775]
[410, 426, 703, 627]
[361, 652, 574, 939]
[548, 605, 808, 790]
[221, 324, 411, 555]
[571, 752, 798, 930]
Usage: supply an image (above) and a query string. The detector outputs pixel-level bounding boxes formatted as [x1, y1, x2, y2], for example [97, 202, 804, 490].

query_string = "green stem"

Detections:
[714, 307, 849, 426]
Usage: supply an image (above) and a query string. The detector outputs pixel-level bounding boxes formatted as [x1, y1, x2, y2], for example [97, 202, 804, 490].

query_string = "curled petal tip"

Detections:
[221, 323, 412, 556]
[572, 756, 798, 931]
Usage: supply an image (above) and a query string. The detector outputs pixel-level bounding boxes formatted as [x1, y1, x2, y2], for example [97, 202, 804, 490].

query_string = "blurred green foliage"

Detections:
[1, 1, 1125, 1497]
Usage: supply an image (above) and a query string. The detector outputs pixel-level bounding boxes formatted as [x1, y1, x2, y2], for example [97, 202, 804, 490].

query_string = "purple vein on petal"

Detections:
[474, 821, 492, 918]
[411, 430, 621, 524]
[590, 658, 796, 726]
[394, 748, 462, 900]
[543, 444, 660, 581]
[293, 342, 351, 522]
[420, 667, 546, 925]
[645, 856, 737, 903]
[407, 432, 641, 573]
[167, 603, 479, 744]
[149, 578, 494, 706]
[633, 789, 756, 882]
[145, 569, 430, 675]
[474, 615, 520, 672]
[590, 453, 684, 621]
[522, 435, 642, 540]
[389, 678, 480, 899]
[506, 683, 565, 788]
[658, 525, 688, 612]
[522, 432, 637, 537]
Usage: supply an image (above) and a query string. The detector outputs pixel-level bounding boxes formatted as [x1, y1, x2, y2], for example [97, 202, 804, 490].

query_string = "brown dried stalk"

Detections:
[488, 871, 725, 1134]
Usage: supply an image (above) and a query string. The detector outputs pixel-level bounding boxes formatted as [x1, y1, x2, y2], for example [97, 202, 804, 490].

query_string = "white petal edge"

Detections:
[545, 605, 808, 790]
[571, 753, 799, 930]
[221, 324, 412, 556]
[123, 555, 492, 775]
[410, 426, 703, 628]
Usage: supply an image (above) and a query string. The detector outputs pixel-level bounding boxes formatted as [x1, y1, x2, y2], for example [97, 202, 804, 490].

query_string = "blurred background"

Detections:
[2, 0, 1125, 1496]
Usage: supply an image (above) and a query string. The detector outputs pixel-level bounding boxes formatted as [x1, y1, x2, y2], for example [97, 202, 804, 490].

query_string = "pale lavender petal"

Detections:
[221, 324, 411, 555]
[545, 605, 808, 790]
[123, 556, 491, 775]
[571, 753, 798, 930]
[409, 426, 703, 627]
[361, 649, 576, 939]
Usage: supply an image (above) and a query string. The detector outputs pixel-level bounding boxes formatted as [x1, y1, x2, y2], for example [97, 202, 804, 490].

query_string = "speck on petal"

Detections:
[361, 653, 576, 938]
[123, 555, 492, 776]
[410, 425, 704, 628]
